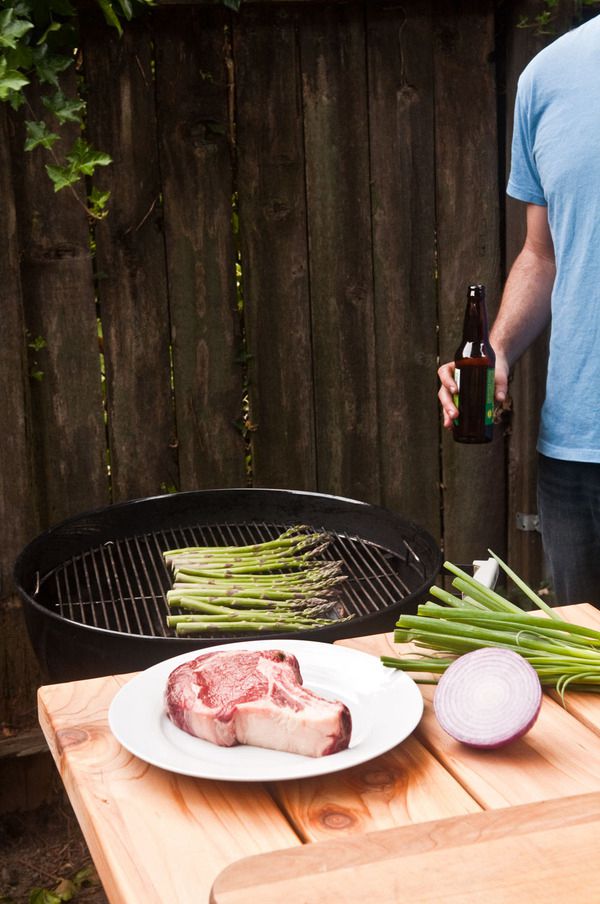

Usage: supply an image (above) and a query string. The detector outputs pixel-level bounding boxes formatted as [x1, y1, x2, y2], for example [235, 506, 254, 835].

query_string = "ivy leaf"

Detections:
[88, 185, 111, 215]
[114, 0, 134, 21]
[6, 86, 25, 109]
[4, 0, 29, 13]
[45, 161, 79, 191]
[28, 335, 47, 352]
[36, 21, 63, 46]
[27, 887, 61, 904]
[95, 0, 124, 36]
[52, 878, 77, 901]
[31, 46, 73, 87]
[70, 866, 96, 889]
[4, 41, 33, 70]
[42, 88, 85, 124]
[46, 139, 112, 191]
[25, 119, 60, 150]
[0, 8, 34, 50]
[66, 138, 112, 176]
[0, 56, 29, 99]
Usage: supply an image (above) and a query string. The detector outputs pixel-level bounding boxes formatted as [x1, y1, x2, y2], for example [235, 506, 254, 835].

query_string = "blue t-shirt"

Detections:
[507, 15, 600, 462]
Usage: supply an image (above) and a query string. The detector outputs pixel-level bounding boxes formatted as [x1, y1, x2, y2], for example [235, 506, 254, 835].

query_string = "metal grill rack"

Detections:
[36, 521, 429, 639]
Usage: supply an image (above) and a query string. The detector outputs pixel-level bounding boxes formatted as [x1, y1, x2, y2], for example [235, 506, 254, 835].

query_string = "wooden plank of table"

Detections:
[38, 674, 301, 904]
[270, 734, 480, 843]
[339, 605, 600, 808]
[210, 791, 600, 904]
[416, 686, 600, 807]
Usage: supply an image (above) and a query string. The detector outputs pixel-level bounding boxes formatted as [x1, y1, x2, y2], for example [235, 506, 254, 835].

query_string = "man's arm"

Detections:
[438, 203, 556, 429]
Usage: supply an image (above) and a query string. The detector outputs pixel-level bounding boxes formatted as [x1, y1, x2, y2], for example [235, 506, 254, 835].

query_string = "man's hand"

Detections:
[437, 203, 554, 433]
[493, 351, 510, 405]
[437, 362, 458, 430]
[438, 352, 510, 432]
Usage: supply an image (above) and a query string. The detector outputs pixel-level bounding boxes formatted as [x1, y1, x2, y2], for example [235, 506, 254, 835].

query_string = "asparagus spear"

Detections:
[162, 526, 351, 636]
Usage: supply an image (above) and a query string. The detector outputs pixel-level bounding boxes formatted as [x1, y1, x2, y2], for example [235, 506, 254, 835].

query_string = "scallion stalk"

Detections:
[383, 554, 600, 697]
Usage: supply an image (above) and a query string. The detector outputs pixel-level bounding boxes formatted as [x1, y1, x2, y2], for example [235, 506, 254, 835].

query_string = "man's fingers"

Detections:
[437, 362, 457, 394]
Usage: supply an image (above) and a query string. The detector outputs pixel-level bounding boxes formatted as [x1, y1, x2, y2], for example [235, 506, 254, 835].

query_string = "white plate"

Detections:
[108, 639, 423, 782]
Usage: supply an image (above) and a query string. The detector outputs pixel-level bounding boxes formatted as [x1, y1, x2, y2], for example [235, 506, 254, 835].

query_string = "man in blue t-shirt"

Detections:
[438, 15, 600, 605]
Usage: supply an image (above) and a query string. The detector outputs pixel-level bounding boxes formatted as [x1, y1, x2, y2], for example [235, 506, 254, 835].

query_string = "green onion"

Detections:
[382, 554, 600, 699]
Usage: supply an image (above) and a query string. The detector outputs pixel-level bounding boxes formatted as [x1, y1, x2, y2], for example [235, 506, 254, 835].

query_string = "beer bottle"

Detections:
[452, 284, 496, 444]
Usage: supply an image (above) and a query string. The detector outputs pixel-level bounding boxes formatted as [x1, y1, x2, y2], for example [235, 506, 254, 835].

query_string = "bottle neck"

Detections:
[462, 290, 489, 342]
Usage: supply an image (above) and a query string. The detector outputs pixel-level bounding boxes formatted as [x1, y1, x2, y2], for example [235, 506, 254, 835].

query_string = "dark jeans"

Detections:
[537, 453, 600, 606]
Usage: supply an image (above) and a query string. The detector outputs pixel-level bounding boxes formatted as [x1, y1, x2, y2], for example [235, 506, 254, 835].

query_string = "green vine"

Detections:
[517, 0, 600, 35]
[0, 0, 155, 218]
[0, 0, 241, 217]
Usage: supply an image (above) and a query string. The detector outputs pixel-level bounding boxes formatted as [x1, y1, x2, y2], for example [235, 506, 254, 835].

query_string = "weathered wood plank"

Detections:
[366, 1, 439, 537]
[300, 3, 381, 504]
[0, 109, 36, 597]
[234, 5, 317, 490]
[82, 15, 178, 501]
[0, 106, 42, 727]
[0, 726, 47, 760]
[0, 599, 41, 729]
[434, 0, 505, 565]
[154, 6, 247, 491]
[0, 750, 57, 816]
[9, 75, 108, 528]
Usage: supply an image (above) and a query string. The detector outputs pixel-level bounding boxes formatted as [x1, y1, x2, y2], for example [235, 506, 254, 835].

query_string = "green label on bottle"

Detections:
[485, 367, 495, 425]
[452, 365, 495, 428]
[452, 368, 461, 426]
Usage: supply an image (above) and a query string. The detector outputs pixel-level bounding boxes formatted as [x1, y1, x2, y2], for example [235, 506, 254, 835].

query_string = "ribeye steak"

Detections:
[165, 648, 352, 757]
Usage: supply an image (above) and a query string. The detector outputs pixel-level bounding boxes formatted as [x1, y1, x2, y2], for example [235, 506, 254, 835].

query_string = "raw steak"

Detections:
[165, 648, 352, 757]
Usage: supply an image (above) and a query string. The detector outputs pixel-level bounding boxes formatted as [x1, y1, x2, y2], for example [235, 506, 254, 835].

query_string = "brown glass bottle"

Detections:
[452, 284, 496, 444]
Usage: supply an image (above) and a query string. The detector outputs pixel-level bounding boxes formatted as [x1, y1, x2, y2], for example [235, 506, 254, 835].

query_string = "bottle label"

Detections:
[485, 367, 495, 426]
[452, 369, 461, 426]
[453, 366, 495, 428]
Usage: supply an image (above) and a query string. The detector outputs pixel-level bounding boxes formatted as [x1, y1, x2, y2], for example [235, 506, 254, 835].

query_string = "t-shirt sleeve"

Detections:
[506, 75, 547, 206]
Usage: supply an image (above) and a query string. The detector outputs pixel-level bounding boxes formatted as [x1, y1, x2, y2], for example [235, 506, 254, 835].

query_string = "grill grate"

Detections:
[35, 520, 430, 638]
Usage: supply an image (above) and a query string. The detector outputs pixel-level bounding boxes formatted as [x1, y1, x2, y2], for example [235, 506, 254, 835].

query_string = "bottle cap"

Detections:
[468, 284, 485, 297]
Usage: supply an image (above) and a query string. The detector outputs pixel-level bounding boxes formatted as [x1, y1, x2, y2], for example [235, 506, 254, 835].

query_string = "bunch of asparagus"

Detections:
[163, 526, 350, 636]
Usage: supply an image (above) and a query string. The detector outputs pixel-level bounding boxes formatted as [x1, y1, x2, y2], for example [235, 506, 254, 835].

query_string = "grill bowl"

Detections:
[14, 488, 442, 682]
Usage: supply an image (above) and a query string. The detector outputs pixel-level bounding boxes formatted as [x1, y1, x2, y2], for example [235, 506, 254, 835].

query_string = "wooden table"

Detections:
[38, 604, 600, 903]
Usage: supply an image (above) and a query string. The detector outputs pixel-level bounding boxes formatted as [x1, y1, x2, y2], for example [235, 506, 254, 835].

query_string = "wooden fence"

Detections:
[0, 0, 586, 746]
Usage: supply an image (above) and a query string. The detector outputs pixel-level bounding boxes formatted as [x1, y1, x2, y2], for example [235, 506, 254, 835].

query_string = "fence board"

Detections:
[235, 5, 317, 490]
[0, 111, 37, 600]
[154, 6, 247, 491]
[300, 3, 380, 504]
[434, 0, 505, 565]
[82, 16, 179, 501]
[366, 1, 440, 537]
[10, 78, 108, 528]
[0, 107, 41, 726]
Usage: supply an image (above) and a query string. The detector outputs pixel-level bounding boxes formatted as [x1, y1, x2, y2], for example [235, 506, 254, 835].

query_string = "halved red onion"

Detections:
[433, 647, 543, 748]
